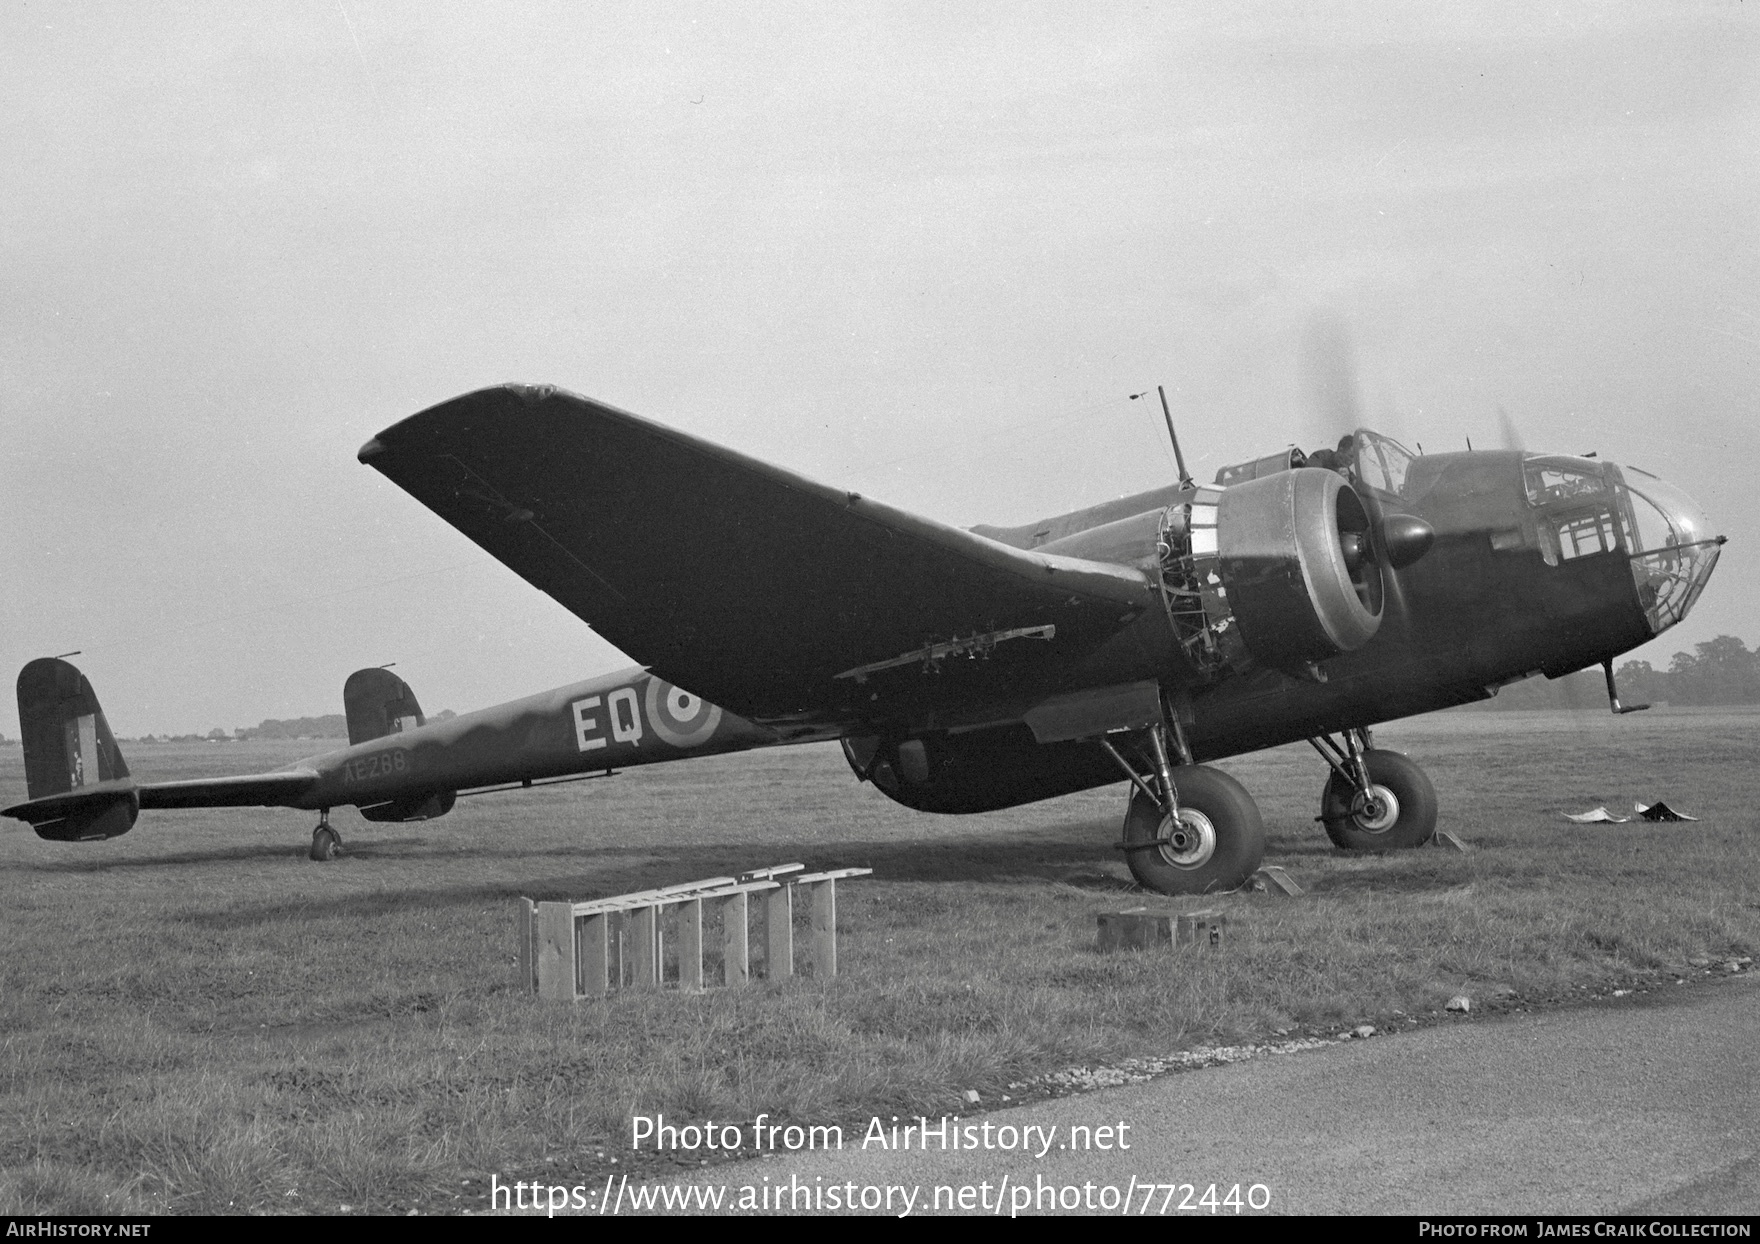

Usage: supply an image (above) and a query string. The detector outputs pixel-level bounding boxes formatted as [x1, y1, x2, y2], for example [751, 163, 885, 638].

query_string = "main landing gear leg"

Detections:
[309, 811, 343, 862]
[1099, 722, 1265, 895]
[1310, 729, 1437, 850]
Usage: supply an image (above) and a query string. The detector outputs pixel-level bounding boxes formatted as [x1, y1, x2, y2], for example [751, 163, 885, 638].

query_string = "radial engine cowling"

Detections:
[1216, 468, 1383, 669]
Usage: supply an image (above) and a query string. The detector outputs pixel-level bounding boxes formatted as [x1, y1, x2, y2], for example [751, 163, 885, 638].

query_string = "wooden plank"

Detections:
[516, 897, 537, 994]
[571, 875, 738, 916]
[764, 885, 793, 980]
[631, 904, 659, 987]
[720, 891, 749, 987]
[791, 867, 874, 885]
[536, 901, 577, 1001]
[677, 899, 703, 993]
[651, 875, 737, 897]
[579, 911, 610, 998]
[738, 863, 804, 883]
[806, 878, 837, 977]
[572, 876, 784, 917]
[608, 910, 626, 989]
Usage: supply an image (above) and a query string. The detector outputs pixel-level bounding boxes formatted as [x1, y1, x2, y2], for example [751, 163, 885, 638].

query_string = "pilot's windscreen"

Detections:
[1524, 459, 1605, 507]
[1352, 432, 1417, 497]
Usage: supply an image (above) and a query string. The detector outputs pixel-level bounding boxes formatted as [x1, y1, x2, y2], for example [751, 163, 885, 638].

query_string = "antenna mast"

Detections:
[1157, 385, 1194, 490]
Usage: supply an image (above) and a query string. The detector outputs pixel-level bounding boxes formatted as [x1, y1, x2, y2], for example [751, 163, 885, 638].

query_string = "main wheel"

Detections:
[309, 825, 343, 862]
[1320, 749, 1437, 850]
[1121, 765, 1266, 895]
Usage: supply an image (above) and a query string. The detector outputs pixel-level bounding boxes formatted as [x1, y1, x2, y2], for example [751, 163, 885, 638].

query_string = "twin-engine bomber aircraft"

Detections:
[5, 384, 1725, 893]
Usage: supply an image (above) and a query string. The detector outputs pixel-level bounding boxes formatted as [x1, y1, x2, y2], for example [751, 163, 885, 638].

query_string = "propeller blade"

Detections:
[1496, 406, 1526, 453]
[1299, 311, 1363, 448]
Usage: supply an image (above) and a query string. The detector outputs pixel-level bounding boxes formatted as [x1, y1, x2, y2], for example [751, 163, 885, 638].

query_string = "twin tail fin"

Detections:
[344, 667, 425, 745]
[7, 658, 138, 840]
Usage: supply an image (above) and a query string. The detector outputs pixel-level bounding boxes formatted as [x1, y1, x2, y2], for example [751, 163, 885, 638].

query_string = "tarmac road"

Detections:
[636, 972, 1760, 1216]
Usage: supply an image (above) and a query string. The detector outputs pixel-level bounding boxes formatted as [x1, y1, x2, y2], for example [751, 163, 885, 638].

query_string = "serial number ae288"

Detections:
[342, 749, 409, 783]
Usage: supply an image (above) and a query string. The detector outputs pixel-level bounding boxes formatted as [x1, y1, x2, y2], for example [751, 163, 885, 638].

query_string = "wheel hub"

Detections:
[1158, 808, 1218, 869]
[1350, 783, 1401, 832]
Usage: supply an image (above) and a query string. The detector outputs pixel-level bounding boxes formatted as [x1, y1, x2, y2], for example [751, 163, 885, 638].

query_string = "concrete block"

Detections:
[1097, 907, 1226, 951]
[1096, 908, 1174, 950]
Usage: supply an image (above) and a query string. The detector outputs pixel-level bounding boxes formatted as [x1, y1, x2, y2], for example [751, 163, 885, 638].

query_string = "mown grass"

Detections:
[2, 707, 1757, 1213]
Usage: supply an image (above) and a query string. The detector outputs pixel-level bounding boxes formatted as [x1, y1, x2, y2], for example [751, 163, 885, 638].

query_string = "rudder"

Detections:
[343, 667, 425, 745]
[343, 666, 455, 823]
[12, 658, 138, 840]
[18, 658, 130, 798]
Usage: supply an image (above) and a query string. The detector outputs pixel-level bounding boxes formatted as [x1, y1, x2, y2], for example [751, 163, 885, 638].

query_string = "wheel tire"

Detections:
[1122, 764, 1266, 895]
[309, 826, 343, 862]
[1320, 749, 1437, 850]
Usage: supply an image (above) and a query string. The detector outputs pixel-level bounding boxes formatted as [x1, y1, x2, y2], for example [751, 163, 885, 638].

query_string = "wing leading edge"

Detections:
[361, 385, 1156, 726]
[135, 771, 321, 809]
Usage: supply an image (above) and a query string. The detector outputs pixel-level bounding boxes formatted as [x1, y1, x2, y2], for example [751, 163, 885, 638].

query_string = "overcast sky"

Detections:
[2, 2, 1755, 737]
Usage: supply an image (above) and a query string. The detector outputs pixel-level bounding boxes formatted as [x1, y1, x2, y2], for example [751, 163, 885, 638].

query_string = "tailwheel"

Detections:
[1319, 747, 1437, 850]
[309, 814, 343, 862]
[1121, 766, 1266, 895]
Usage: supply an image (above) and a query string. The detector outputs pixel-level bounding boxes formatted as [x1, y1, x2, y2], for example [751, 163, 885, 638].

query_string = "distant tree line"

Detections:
[230, 708, 456, 741]
[1614, 635, 1760, 706]
[1477, 635, 1760, 710]
[130, 729, 240, 743]
[232, 714, 350, 740]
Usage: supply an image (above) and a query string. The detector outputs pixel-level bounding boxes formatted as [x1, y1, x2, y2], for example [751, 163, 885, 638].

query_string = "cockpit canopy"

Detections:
[1348, 430, 1418, 497]
[1213, 429, 1419, 495]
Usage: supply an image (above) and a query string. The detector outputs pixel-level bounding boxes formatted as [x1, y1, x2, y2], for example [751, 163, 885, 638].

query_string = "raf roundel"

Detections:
[644, 678, 724, 748]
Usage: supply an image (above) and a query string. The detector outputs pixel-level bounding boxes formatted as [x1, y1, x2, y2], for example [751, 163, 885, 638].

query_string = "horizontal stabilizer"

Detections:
[4, 767, 321, 826]
[136, 770, 320, 810]
[3, 785, 139, 841]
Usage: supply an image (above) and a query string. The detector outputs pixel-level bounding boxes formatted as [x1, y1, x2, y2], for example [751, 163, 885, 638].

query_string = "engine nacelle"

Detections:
[842, 726, 1119, 814]
[1216, 468, 1383, 668]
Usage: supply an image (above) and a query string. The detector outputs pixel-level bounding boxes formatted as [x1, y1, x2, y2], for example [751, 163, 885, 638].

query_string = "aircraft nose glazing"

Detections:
[1618, 465, 1726, 634]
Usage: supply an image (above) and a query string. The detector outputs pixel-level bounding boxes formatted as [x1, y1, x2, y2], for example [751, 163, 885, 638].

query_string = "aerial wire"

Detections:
[54, 561, 483, 663]
[335, 1, 386, 117]
[830, 389, 1150, 487]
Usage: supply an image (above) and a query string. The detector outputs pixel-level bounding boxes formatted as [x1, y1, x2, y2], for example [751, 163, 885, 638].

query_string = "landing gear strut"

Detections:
[1100, 722, 1266, 895]
[309, 811, 343, 862]
[1310, 729, 1437, 850]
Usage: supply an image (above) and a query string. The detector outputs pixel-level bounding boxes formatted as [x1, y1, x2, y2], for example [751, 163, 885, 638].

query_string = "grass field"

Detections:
[3, 707, 1758, 1214]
